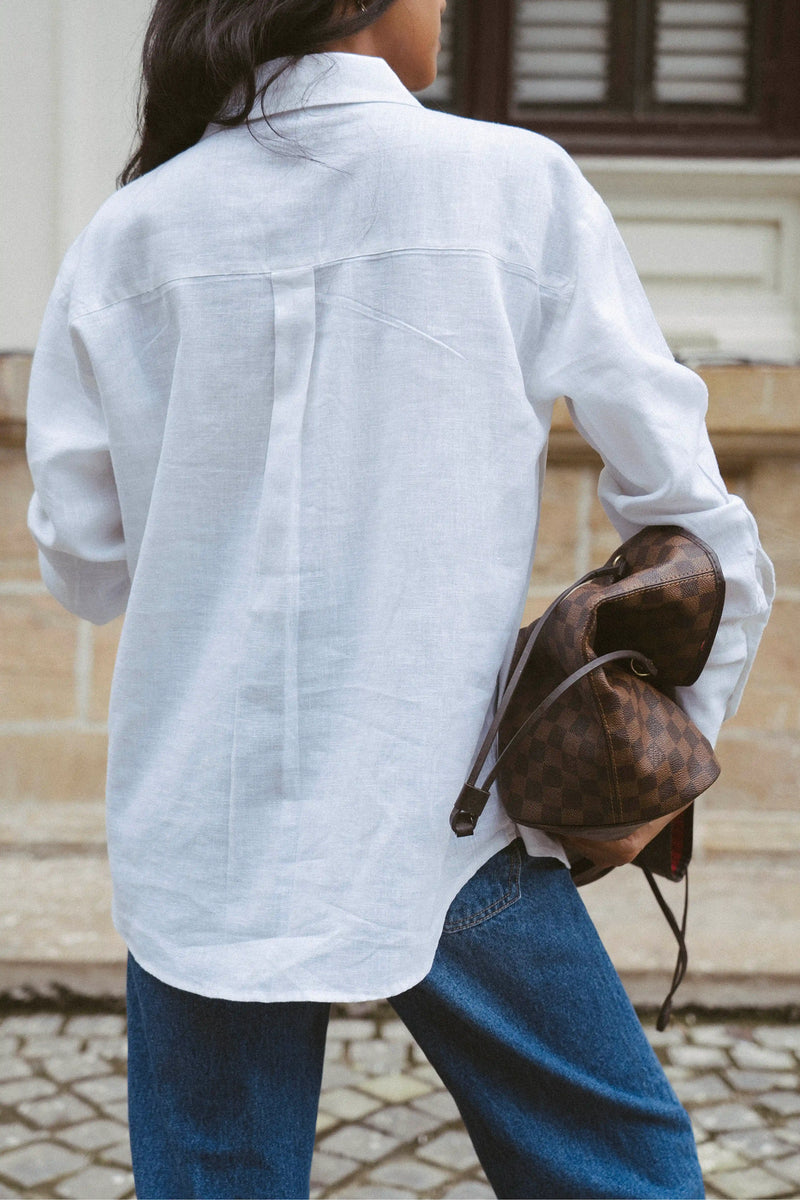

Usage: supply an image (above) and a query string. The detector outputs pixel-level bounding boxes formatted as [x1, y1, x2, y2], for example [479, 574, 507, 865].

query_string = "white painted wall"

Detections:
[578, 158, 800, 365]
[2, 3, 799, 362]
[0, 0, 151, 350]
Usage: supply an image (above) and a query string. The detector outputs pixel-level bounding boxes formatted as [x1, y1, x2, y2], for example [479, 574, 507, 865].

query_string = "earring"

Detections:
[356, 0, 368, 11]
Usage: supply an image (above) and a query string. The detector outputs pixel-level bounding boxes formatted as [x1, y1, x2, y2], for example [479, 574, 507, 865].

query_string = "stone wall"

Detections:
[1, 355, 798, 862]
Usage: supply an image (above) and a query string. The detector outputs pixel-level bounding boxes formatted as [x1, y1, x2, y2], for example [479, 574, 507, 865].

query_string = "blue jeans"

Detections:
[126, 842, 704, 1199]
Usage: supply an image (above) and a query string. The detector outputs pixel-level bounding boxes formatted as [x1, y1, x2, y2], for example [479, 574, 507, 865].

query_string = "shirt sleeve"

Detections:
[26, 241, 130, 625]
[530, 177, 775, 747]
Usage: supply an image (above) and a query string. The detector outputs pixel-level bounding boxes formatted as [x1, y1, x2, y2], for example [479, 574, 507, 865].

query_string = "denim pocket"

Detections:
[442, 839, 523, 933]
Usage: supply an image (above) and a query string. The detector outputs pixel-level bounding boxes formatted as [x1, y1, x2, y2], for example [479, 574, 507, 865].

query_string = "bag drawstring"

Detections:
[641, 867, 690, 1030]
[569, 857, 690, 1028]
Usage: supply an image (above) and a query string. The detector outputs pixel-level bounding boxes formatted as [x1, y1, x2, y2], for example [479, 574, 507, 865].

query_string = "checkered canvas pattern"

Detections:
[497, 526, 725, 833]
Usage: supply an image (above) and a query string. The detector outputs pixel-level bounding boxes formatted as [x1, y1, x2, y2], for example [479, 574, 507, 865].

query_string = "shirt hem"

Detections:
[114, 828, 542, 1003]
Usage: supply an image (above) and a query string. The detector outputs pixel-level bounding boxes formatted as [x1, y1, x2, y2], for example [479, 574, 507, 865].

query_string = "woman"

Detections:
[25, 1, 773, 1196]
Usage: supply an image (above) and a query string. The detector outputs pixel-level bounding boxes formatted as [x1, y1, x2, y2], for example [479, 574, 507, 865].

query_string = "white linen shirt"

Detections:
[26, 51, 774, 1002]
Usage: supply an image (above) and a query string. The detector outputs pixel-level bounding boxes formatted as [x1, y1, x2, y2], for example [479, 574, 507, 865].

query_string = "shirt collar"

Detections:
[209, 51, 423, 133]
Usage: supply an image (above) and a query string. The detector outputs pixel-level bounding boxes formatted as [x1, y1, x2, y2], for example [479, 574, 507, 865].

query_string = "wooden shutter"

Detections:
[512, 0, 612, 106]
[419, 0, 800, 156]
[654, 1, 751, 106]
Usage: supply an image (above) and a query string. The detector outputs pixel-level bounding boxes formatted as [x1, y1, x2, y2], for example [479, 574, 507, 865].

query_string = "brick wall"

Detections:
[1, 356, 798, 859]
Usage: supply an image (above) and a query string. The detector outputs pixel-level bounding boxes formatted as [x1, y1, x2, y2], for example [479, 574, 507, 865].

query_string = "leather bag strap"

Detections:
[642, 867, 690, 1031]
[449, 562, 623, 838]
[450, 645, 656, 837]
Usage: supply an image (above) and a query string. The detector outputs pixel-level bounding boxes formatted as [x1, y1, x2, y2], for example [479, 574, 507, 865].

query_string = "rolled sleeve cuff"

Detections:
[38, 545, 130, 625]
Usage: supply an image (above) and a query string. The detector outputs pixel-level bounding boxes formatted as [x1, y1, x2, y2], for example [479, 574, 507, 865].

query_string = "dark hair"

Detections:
[118, 0, 397, 187]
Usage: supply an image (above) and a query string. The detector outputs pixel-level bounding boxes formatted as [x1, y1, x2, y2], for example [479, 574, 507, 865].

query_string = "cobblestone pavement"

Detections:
[1, 1008, 799, 1199]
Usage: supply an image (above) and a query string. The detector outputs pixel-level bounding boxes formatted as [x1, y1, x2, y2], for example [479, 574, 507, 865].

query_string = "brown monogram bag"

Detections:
[449, 525, 726, 1026]
[450, 525, 724, 841]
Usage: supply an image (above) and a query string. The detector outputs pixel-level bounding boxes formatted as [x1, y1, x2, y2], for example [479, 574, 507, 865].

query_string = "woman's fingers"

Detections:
[559, 806, 691, 868]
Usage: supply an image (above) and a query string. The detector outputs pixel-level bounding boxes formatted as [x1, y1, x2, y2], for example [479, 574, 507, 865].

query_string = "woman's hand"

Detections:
[558, 805, 691, 870]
